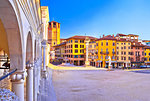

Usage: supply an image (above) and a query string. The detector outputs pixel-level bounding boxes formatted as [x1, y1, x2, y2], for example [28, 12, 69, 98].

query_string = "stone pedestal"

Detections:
[10, 70, 27, 101]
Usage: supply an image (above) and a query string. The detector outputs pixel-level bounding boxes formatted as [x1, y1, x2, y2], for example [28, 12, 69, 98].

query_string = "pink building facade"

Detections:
[131, 42, 145, 67]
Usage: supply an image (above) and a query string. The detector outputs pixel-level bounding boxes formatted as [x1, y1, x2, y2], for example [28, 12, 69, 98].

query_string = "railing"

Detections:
[0, 69, 17, 81]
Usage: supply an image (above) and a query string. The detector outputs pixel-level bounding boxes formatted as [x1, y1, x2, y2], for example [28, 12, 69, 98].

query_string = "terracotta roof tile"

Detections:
[66, 35, 97, 40]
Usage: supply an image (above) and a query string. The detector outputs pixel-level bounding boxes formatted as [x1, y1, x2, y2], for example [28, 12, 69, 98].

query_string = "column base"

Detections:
[107, 65, 114, 71]
[84, 61, 90, 67]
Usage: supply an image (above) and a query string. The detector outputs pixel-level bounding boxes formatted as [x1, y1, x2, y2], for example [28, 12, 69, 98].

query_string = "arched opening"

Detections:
[0, 0, 24, 100]
[0, 0, 23, 70]
[26, 32, 33, 64]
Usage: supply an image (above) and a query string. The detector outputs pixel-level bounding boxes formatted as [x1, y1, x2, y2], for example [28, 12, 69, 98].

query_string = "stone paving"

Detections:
[52, 69, 150, 101]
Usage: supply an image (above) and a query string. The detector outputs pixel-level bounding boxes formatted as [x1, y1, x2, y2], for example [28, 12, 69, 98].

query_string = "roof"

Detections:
[49, 21, 60, 24]
[54, 42, 66, 47]
[66, 35, 97, 40]
[128, 34, 139, 36]
[143, 40, 150, 42]
[116, 38, 131, 42]
[131, 42, 145, 47]
[116, 33, 127, 37]
[96, 35, 116, 41]
[144, 46, 150, 49]
[116, 33, 139, 37]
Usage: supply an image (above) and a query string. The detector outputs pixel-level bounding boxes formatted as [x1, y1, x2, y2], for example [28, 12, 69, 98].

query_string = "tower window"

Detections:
[53, 22, 56, 28]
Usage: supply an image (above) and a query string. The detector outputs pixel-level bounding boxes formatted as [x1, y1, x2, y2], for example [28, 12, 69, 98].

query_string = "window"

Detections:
[74, 55, 78, 58]
[101, 49, 103, 52]
[124, 43, 126, 45]
[128, 57, 131, 60]
[121, 52, 123, 55]
[80, 50, 84, 53]
[69, 40, 70, 43]
[75, 49, 78, 53]
[106, 42, 108, 46]
[142, 52, 144, 56]
[101, 42, 103, 46]
[75, 40, 78, 43]
[112, 56, 115, 59]
[53, 22, 56, 28]
[145, 53, 146, 56]
[124, 52, 126, 55]
[71, 50, 72, 53]
[124, 57, 126, 60]
[124, 46, 126, 49]
[101, 56, 103, 59]
[112, 49, 115, 52]
[117, 57, 119, 60]
[128, 47, 130, 49]
[105, 56, 109, 59]
[117, 47, 119, 49]
[80, 45, 84, 48]
[71, 45, 72, 48]
[121, 56, 123, 60]
[117, 52, 119, 55]
[149, 53, 150, 56]
[128, 52, 130, 55]
[117, 43, 119, 45]
[96, 43, 98, 46]
[80, 55, 84, 58]
[80, 40, 84, 43]
[149, 58, 150, 61]
[121, 47, 123, 49]
[106, 48, 108, 52]
[71, 40, 72, 43]
[121, 43, 123, 45]
[75, 45, 78, 48]
[113, 42, 115, 46]
[128, 43, 130, 45]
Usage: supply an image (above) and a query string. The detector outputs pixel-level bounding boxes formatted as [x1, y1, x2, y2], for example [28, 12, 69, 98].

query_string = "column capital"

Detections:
[41, 40, 47, 46]
[26, 63, 34, 70]
[10, 70, 27, 83]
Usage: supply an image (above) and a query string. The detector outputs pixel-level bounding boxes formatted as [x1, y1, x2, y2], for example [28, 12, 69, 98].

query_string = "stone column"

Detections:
[26, 63, 34, 101]
[85, 37, 90, 66]
[41, 40, 47, 78]
[10, 70, 27, 101]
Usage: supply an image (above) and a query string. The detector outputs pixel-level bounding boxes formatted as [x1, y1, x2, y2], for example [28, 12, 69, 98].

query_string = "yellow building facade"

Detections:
[144, 46, 150, 65]
[116, 39, 131, 68]
[96, 35, 117, 68]
[65, 36, 96, 66]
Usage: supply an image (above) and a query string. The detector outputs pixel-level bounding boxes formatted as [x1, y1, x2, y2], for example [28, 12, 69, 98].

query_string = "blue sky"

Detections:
[41, 0, 150, 40]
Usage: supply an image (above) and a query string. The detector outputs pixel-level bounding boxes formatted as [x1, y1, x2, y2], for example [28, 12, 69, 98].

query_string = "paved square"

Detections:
[53, 70, 150, 101]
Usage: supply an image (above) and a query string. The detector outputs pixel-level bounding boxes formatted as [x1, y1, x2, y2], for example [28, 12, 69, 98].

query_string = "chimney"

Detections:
[113, 34, 114, 38]
[103, 34, 105, 37]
